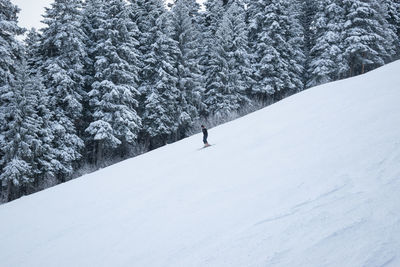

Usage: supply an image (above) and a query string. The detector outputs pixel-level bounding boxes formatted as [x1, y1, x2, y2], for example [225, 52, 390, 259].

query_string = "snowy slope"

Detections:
[1, 61, 400, 267]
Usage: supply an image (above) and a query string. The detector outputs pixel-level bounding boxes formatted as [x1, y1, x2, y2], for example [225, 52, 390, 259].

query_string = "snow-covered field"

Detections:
[1, 61, 400, 267]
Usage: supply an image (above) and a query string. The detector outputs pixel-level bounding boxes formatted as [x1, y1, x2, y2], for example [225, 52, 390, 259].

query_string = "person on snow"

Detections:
[201, 125, 210, 147]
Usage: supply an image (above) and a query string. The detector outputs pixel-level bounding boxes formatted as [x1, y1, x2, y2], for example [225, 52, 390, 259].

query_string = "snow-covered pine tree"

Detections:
[296, 0, 317, 88]
[200, 0, 225, 55]
[82, 0, 104, 163]
[247, 0, 304, 103]
[382, 0, 400, 57]
[285, 3, 306, 96]
[342, 0, 396, 77]
[170, 0, 203, 139]
[28, 74, 58, 192]
[298, 0, 318, 55]
[134, 0, 166, 92]
[81, 0, 105, 164]
[0, 0, 25, 201]
[25, 31, 59, 191]
[39, 0, 86, 181]
[0, 59, 54, 201]
[200, 0, 226, 116]
[307, 0, 345, 87]
[133, 0, 183, 149]
[85, 0, 142, 165]
[0, 0, 24, 101]
[199, 0, 234, 92]
[203, 1, 251, 119]
[141, 12, 181, 149]
[224, 1, 253, 103]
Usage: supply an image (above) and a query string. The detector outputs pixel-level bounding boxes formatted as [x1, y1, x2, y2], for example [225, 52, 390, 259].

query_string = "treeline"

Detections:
[0, 0, 399, 202]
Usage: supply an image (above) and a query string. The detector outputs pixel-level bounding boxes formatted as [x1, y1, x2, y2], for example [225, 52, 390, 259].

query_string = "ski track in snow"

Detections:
[1, 61, 400, 266]
[254, 184, 348, 226]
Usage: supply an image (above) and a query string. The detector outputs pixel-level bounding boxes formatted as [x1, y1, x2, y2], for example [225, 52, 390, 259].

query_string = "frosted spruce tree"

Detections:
[248, 0, 304, 102]
[0, 19, 57, 202]
[1, 62, 35, 201]
[223, 1, 252, 105]
[0, 0, 25, 201]
[0, 60, 57, 201]
[141, 12, 181, 149]
[170, 0, 203, 139]
[203, 1, 251, 119]
[307, 0, 346, 87]
[199, 0, 225, 77]
[296, 0, 317, 88]
[342, 0, 396, 76]
[85, 0, 142, 165]
[26, 74, 58, 192]
[383, 0, 400, 57]
[134, 0, 183, 149]
[0, 0, 24, 100]
[39, 0, 86, 181]
[200, 0, 227, 117]
[25, 31, 59, 191]
[81, 0, 106, 161]
[134, 0, 166, 91]
[200, 1, 225, 60]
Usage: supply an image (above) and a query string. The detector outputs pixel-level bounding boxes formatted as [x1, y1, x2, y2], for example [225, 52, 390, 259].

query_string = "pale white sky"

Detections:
[12, 0, 53, 30]
[11, 0, 205, 31]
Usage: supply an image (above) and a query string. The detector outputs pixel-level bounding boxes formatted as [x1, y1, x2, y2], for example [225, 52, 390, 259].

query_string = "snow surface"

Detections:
[1, 61, 400, 267]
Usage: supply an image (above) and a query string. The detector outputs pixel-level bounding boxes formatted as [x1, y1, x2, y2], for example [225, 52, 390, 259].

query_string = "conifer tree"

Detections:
[203, 1, 251, 118]
[342, 0, 396, 76]
[0, 0, 25, 200]
[25, 32, 59, 190]
[170, 0, 203, 139]
[199, 0, 225, 67]
[141, 12, 181, 149]
[248, 0, 304, 102]
[200, 0, 226, 115]
[0, 10, 57, 201]
[135, 0, 166, 92]
[307, 0, 345, 87]
[0, 0, 24, 99]
[0, 60, 54, 201]
[39, 0, 86, 181]
[81, 0, 106, 161]
[296, 0, 317, 88]
[225, 1, 252, 103]
[85, 0, 142, 164]
[134, 0, 183, 149]
[382, 0, 400, 57]
[28, 73, 58, 191]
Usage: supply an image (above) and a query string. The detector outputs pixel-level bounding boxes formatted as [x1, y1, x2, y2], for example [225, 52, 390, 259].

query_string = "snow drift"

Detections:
[1, 61, 400, 267]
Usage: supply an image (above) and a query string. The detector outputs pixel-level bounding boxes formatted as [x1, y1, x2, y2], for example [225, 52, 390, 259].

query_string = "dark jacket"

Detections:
[202, 128, 208, 138]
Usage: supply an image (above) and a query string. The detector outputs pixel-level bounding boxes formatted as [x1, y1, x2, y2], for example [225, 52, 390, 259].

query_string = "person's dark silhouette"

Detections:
[201, 125, 210, 147]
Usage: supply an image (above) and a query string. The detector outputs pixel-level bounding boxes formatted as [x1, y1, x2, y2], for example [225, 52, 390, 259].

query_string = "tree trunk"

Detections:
[120, 139, 128, 159]
[92, 142, 97, 165]
[7, 180, 13, 202]
[349, 64, 353, 77]
[96, 141, 103, 167]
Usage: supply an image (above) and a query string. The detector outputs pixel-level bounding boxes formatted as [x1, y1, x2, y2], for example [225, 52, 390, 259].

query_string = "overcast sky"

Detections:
[12, 0, 53, 30]
[11, 0, 205, 31]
